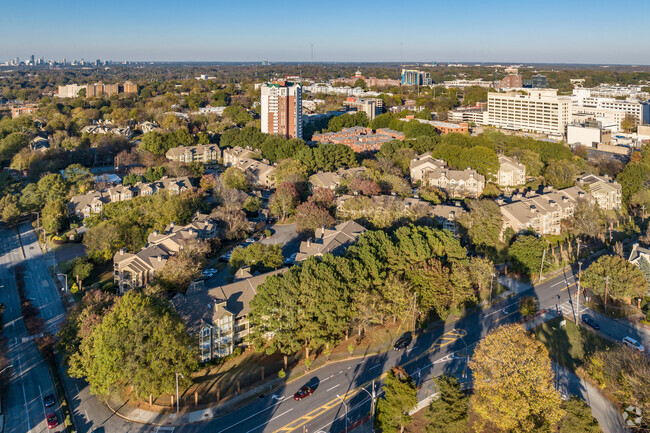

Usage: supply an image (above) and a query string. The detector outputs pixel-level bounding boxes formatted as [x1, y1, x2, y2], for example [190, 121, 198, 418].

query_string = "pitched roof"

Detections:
[295, 220, 366, 261]
[171, 268, 289, 333]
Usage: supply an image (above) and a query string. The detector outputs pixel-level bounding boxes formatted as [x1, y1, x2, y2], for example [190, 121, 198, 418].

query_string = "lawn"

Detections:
[532, 317, 614, 372]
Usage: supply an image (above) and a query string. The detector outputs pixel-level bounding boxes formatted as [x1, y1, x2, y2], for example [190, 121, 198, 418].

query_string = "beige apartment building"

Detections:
[261, 81, 303, 139]
[499, 186, 587, 236]
[497, 155, 526, 187]
[487, 90, 572, 135]
[576, 173, 622, 210]
[409, 153, 485, 198]
[166, 144, 221, 164]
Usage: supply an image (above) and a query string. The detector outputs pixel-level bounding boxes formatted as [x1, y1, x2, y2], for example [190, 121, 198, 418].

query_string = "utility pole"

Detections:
[539, 248, 547, 281]
[575, 261, 582, 323]
[604, 276, 609, 314]
[489, 272, 495, 304]
[412, 292, 417, 332]
[175, 373, 184, 413]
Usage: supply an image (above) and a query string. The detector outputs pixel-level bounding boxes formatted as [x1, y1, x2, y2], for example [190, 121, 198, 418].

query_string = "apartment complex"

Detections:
[165, 144, 221, 164]
[412, 118, 470, 135]
[343, 97, 383, 121]
[497, 74, 523, 89]
[401, 69, 432, 86]
[57, 84, 86, 98]
[497, 155, 526, 187]
[409, 153, 485, 198]
[222, 146, 275, 187]
[487, 89, 572, 135]
[123, 81, 138, 94]
[499, 186, 586, 235]
[114, 214, 217, 293]
[308, 167, 366, 190]
[67, 176, 193, 219]
[171, 268, 288, 361]
[332, 70, 400, 88]
[10, 104, 38, 118]
[448, 108, 488, 125]
[260, 81, 303, 139]
[576, 173, 622, 210]
[312, 127, 405, 152]
[58, 81, 139, 98]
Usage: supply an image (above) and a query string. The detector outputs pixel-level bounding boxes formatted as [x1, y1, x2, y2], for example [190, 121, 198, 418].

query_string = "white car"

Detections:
[622, 336, 645, 352]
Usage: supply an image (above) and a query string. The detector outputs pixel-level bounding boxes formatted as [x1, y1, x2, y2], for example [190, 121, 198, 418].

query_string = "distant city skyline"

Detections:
[1, 0, 649, 65]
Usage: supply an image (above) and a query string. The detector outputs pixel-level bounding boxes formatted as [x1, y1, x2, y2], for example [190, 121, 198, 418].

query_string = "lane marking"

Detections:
[247, 408, 295, 433]
[326, 384, 340, 392]
[218, 400, 285, 433]
[18, 355, 31, 432]
[369, 364, 381, 370]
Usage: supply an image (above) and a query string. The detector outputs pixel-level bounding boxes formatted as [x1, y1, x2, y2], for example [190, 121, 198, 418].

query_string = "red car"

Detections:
[293, 386, 314, 401]
[46, 412, 58, 429]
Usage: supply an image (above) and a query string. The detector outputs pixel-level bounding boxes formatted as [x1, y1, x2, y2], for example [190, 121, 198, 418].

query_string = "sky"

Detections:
[1, 0, 649, 65]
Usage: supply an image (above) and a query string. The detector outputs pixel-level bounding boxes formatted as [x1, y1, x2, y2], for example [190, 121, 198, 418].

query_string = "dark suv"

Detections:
[393, 332, 412, 350]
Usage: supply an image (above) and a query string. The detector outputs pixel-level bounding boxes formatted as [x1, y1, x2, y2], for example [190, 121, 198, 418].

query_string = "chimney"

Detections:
[321, 226, 326, 239]
[153, 230, 159, 236]
[307, 237, 311, 247]
[170, 222, 175, 227]
[157, 256, 162, 262]
[120, 248, 125, 255]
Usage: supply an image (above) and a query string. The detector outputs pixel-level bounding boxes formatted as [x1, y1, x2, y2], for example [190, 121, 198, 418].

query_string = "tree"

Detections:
[469, 324, 564, 432]
[519, 296, 538, 317]
[581, 255, 647, 305]
[309, 187, 335, 209]
[0, 132, 29, 161]
[269, 182, 298, 220]
[375, 366, 418, 433]
[348, 177, 381, 196]
[0, 194, 21, 226]
[140, 131, 171, 156]
[617, 162, 650, 204]
[426, 375, 468, 433]
[71, 258, 94, 284]
[271, 158, 308, 185]
[509, 235, 547, 276]
[458, 145, 499, 178]
[229, 243, 283, 271]
[558, 396, 601, 433]
[353, 78, 367, 90]
[155, 240, 210, 292]
[68, 291, 197, 398]
[511, 149, 544, 177]
[210, 205, 249, 240]
[621, 113, 637, 133]
[544, 159, 577, 189]
[294, 201, 334, 233]
[83, 221, 122, 262]
[221, 167, 249, 191]
[243, 196, 262, 214]
[457, 199, 503, 253]
[41, 200, 66, 233]
[571, 197, 604, 238]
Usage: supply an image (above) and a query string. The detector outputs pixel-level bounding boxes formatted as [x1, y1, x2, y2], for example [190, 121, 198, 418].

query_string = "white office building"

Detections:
[487, 90, 572, 135]
[572, 88, 650, 125]
[57, 84, 85, 98]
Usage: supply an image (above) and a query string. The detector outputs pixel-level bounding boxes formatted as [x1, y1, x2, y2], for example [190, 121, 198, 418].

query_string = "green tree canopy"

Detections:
[426, 375, 468, 433]
[68, 291, 197, 398]
[582, 254, 647, 303]
[509, 235, 547, 276]
[375, 367, 418, 433]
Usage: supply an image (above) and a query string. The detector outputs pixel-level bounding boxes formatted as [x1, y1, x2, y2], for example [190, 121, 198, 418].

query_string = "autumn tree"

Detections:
[269, 182, 298, 220]
[581, 254, 647, 307]
[294, 201, 335, 233]
[469, 324, 564, 432]
[621, 113, 637, 133]
[221, 166, 249, 191]
[570, 197, 604, 238]
[155, 240, 210, 292]
[426, 375, 468, 433]
[375, 367, 418, 433]
[210, 205, 249, 240]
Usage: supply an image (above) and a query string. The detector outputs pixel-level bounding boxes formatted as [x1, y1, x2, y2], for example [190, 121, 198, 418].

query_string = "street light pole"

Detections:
[455, 329, 469, 380]
[336, 394, 349, 433]
[575, 261, 582, 323]
[358, 380, 376, 431]
[175, 373, 184, 413]
[0, 365, 13, 374]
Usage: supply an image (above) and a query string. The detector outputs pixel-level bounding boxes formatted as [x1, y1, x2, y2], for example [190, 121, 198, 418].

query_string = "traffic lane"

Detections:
[587, 308, 650, 350]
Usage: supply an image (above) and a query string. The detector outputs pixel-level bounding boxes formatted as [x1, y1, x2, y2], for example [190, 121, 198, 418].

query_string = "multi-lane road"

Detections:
[2, 224, 647, 433]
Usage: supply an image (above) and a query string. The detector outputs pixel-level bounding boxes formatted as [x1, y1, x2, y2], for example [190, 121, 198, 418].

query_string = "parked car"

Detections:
[622, 336, 645, 352]
[293, 386, 314, 401]
[245, 237, 255, 244]
[43, 393, 55, 408]
[219, 250, 233, 262]
[46, 412, 58, 429]
[581, 314, 600, 330]
[393, 332, 412, 350]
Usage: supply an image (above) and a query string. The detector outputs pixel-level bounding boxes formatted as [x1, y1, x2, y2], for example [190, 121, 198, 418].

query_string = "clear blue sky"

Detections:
[2, 0, 649, 64]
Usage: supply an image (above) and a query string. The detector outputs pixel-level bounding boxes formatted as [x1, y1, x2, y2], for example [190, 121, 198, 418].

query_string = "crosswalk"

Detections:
[555, 300, 588, 318]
